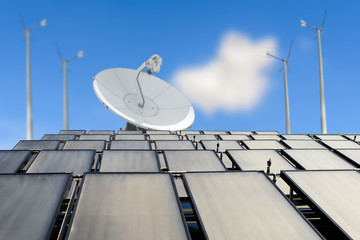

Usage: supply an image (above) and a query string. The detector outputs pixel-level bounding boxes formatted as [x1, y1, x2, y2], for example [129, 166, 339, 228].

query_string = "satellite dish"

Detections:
[93, 54, 195, 131]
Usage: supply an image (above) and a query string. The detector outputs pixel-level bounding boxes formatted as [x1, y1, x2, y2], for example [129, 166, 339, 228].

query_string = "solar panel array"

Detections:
[1, 130, 360, 239]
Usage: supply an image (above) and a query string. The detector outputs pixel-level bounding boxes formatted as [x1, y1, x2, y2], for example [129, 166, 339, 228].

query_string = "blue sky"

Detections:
[1, 0, 359, 149]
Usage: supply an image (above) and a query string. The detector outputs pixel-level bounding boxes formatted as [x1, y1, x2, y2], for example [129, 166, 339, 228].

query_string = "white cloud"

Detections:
[173, 31, 277, 113]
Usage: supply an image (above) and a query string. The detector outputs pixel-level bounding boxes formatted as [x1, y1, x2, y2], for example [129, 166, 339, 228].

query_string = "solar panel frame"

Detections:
[0, 173, 71, 240]
[281, 140, 327, 149]
[114, 134, 146, 140]
[109, 140, 151, 150]
[282, 149, 355, 170]
[250, 134, 283, 140]
[13, 140, 60, 150]
[88, 130, 115, 135]
[281, 170, 357, 239]
[183, 171, 324, 240]
[320, 140, 360, 149]
[59, 130, 86, 134]
[0, 150, 31, 173]
[99, 150, 160, 172]
[186, 134, 217, 141]
[163, 150, 227, 172]
[42, 134, 76, 140]
[219, 134, 249, 140]
[63, 140, 106, 151]
[200, 140, 243, 152]
[154, 140, 195, 150]
[242, 140, 286, 150]
[334, 149, 360, 168]
[117, 130, 143, 134]
[226, 149, 296, 173]
[149, 134, 180, 140]
[79, 134, 111, 141]
[65, 172, 191, 240]
[281, 134, 312, 140]
[27, 150, 95, 176]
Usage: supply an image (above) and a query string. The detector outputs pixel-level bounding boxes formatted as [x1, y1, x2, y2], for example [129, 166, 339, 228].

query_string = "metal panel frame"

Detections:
[241, 140, 286, 150]
[100, 150, 161, 172]
[183, 171, 324, 240]
[163, 150, 227, 172]
[28, 150, 96, 175]
[63, 140, 106, 151]
[226, 149, 294, 171]
[200, 140, 243, 152]
[0, 172, 72, 240]
[281, 170, 356, 239]
[154, 140, 195, 150]
[65, 172, 191, 239]
[0, 150, 32, 173]
[333, 149, 360, 168]
[109, 140, 151, 150]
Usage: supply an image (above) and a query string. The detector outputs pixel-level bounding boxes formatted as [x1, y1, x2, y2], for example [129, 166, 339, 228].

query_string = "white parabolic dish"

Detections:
[93, 68, 195, 130]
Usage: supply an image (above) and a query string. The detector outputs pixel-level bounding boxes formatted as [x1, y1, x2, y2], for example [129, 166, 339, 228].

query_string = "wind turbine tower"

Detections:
[19, 11, 47, 140]
[301, 10, 328, 134]
[56, 42, 84, 130]
[267, 41, 293, 134]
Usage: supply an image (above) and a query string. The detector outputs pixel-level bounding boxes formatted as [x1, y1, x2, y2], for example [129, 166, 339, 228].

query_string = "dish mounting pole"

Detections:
[135, 54, 162, 108]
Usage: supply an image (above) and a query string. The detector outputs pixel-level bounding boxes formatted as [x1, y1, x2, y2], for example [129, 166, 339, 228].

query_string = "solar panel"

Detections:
[315, 135, 346, 140]
[227, 150, 295, 173]
[336, 149, 360, 166]
[13, 140, 60, 150]
[67, 173, 190, 240]
[0, 173, 70, 240]
[42, 134, 76, 140]
[282, 170, 360, 239]
[155, 140, 195, 150]
[117, 130, 143, 134]
[63, 140, 106, 151]
[321, 140, 360, 149]
[59, 130, 86, 134]
[177, 130, 201, 135]
[114, 134, 146, 140]
[254, 131, 279, 135]
[343, 134, 360, 142]
[242, 140, 285, 150]
[88, 130, 115, 134]
[219, 134, 249, 140]
[110, 140, 150, 150]
[281, 134, 312, 140]
[186, 134, 217, 141]
[202, 131, 227, 134]
[251, 134, 282, 140]
[0, 150, 31, 173]
[201, 140, 243, 152]
[283, 149, 354, 170]
[79, 134, 111, 141]
[27, 150, 95, 176]
[149, 134, 180, 140]
[184, 172, 323, 239]
[100, 150, 159, 172]
[164, 150, 226, 172]
[282, 140, 326, 149]
[229, 131, 253, 135]
[146, 130, 171, 134]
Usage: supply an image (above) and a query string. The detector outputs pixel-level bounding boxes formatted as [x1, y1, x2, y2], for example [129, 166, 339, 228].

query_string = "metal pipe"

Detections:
[26, 30, 33, 140]
[283, 61, 291, 134]
[64, 61, 68, 130]
[317, 29, 327, 133]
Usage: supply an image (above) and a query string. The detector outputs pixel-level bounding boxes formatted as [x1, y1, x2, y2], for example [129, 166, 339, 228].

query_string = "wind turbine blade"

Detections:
[287, 62, 291, 72]
[55, 41, 63, 61]
[18, 10, 26, 30]
[287, 40, 293, 61]
[321, 31, 325, 41]
[321, 9, 327, 29]
[279, 66, 284, 72]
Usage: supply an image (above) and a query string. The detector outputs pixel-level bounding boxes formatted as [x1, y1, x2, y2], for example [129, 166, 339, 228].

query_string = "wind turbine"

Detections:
[56, 42, 84, 130]
[301, 9, 328, 134]
[267, 41, 293, 134]
[18, 11, 46, 140]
